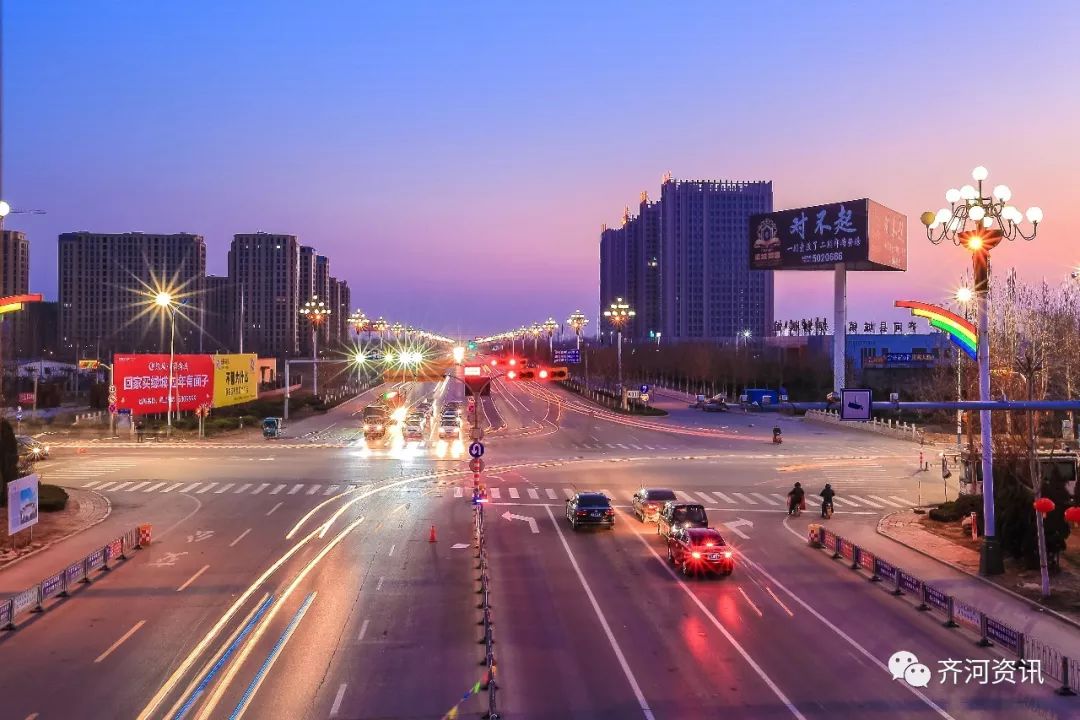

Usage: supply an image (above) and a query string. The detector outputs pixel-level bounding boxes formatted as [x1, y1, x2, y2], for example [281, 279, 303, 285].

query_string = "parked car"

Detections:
[656, 502, 709, 538]
[667, 527, 734, 577]
[702, 398, 728, 412]
[565, 492, 615, 530]
[631, 488, 678, 523]
[16, 436, 50, 462]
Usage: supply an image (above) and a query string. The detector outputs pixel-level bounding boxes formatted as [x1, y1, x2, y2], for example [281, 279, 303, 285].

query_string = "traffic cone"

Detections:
[429, 524, 437, 543]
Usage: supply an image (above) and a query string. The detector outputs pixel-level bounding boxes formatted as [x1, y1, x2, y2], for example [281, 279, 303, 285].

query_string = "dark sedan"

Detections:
[667, 527, 734, 577]
[566, 492, 615, 530]
[631, 488, 678, 523]
[656, 502, 709, 539]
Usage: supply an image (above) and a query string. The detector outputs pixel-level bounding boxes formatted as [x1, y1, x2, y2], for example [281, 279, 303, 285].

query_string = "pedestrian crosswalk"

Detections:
[82, 479, 370, 497]
[37, 458, 140, 481]
[564, 442, 681, 452]
[448, 484, 915, 511]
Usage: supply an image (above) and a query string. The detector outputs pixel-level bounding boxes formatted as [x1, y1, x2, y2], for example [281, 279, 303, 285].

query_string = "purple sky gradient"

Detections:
[5, 1, 1079, 336]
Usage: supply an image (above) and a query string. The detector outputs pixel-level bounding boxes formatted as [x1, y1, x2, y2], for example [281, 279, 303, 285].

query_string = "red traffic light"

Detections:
[490, 359, 498, 366]
[538, 369, 549, 379]
[508, 358, 517, 366]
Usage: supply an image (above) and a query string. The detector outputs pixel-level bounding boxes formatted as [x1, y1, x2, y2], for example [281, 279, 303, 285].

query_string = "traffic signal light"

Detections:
[489, 359, 499, 367]
[547, 367, 569, 381]
[518, 369, 536, 380]
[505, 369, 517, 380]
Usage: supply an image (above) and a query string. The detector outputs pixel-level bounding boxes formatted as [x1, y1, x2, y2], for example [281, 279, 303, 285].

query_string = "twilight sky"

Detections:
[5, 1, 1079, 337]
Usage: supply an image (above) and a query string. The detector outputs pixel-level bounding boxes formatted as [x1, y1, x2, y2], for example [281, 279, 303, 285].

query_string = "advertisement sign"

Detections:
[8, 474, 39, 535]
[212, 354, 258, 408]
[114, 354, 213, 416]
[18, 392, 33, 404]
[750, 198, 907, 271]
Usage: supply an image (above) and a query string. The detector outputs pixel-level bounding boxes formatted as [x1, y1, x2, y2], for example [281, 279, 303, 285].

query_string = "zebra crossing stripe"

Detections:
[695, 492, 716, 504]
[889, 496, 913, 506]
[179, 482, 201, 493]
[324, 485, 340, 495]
[508, 488, 520, 499]
[454, 487, 463, 498]
[563, 488, 575, 499]
[675, 490, 697, 503]
[96, 481, 116, 491]
[163, 482, 184, 493]
[713, 492, 736, 504]
[847, 494, 881, 507]
[112, 482, 133, 491]
[143, 482, 165, 493]
[306, 485, 321, 495]
[546, 488, 558, 499]
[216, 483, 236, 494]
[830, 497, 856, 507]
[253, 483, 270, 494]
[752, 493, 779, 506]
[83, 480, 102, 489]
[236, 484, 252, 494]
[870, 495, 903, 507]
[629, 444, 642, 450]
[198, 483, 217, 494]
[527, 489, 539, 499]
[288, 484, 303, 495]
[489, 488, 501, 499]
[732, 492, 757, 505]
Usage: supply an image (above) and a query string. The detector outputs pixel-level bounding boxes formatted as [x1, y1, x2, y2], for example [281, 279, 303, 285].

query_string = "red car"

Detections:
[667, 527, 734, 577]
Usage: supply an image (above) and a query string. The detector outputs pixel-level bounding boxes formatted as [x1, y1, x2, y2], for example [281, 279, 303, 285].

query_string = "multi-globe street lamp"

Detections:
[348, 310, 368, 339]
[529, 323, 542, 355]
[921, 165, 1042, 576]
[952, 286, 975, 449]
[302, 296, 331, 395]
[543, 317, 559, 357]
[154, 291, 180, 436]
[567, 310, 589, 351]
[603, 297, 635, 388]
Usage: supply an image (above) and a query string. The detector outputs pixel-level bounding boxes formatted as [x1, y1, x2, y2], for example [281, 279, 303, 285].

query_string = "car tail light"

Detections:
[605, 509, 614, 516]
[723, 551, 733, 559]
[576, 510, 588, 517]
[691, 551, 702, 559]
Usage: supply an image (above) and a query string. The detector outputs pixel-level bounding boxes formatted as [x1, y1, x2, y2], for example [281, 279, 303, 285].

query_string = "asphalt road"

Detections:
[1, 377, 1074, 719]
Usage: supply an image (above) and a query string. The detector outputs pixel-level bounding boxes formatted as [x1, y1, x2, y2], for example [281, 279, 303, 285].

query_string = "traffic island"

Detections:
[0, 487, 111, 570]
[556, 380, 668, 416]
[879, 508, 1080, 625]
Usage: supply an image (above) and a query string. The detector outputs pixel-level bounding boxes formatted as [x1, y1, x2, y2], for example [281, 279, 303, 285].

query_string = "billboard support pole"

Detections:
[284, 360, 290, 422]
[833, 264, 847, 394]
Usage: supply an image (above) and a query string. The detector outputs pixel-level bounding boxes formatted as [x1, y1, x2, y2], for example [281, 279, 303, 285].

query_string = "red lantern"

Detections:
[1033, 497, 1056, 516]
[1064, 506, 1080, 525]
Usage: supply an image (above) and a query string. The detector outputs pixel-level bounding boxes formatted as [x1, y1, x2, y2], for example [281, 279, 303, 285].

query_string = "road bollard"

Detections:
[943, 596, 959, 627]
[1056, 656, 1075, 696]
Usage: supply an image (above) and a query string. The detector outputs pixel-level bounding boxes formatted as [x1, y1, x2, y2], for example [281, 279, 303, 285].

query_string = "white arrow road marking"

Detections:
[722, 518, 753, 540]
[501, 510, 539, 533]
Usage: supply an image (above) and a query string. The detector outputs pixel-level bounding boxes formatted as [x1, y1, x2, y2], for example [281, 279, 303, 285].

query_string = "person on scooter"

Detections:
[820, 483, 835, 518]
[787, 482, 804, 516]
[772, 426, 782, 444]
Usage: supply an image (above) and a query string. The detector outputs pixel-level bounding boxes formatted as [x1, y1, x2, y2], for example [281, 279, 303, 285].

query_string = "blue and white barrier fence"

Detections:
[808, 524, 1077, 696]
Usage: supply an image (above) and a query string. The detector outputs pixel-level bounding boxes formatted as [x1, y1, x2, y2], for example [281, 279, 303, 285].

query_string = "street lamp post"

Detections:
[302, 296, 331, 395]
[529, 323, 542, 356]
[154, 292, 180, 437]
[953, 286, 974, 450]
[921, 165, 1042, 576]
[567, 310, 588, 352]
[543, 317, 558, 358]
[603, 298, 635, 391]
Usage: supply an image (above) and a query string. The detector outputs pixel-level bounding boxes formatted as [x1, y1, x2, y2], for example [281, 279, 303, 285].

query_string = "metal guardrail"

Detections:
[1, 524, 149, 630]
[805, 408, 927, 444]
[808, 525, 1077, 696]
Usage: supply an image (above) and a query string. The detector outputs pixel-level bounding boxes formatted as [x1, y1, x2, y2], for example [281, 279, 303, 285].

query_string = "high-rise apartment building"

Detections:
[315, 254, 330, 346]
[660, 177, 773, 341]
[0, 229, 30, 360]
[58, 232, 206, 360]
[624, 194, 661, 341]
[599, 222, 630, 338]
[228, 233, 300, 357]
[203, 275, 235, 352]
[328, 277, 352, 346]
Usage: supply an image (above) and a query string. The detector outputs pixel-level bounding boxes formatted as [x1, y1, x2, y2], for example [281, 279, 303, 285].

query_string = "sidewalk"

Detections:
[827, 513, 1080, 662]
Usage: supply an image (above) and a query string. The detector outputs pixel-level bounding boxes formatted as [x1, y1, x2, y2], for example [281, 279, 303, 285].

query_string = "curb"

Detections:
[0, 488, 113, 573]
[875, 510, 1080, 633]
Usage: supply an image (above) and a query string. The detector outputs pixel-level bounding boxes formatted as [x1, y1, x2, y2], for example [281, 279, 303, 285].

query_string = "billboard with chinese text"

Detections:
[212, 354, 258, 408]
[114, 354, 214, 415]
[750, 198, 907, 271]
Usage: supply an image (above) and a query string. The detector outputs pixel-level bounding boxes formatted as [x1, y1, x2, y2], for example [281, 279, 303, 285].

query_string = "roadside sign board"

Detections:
[108, 403, 118, 414]
[641, 393, 650, 403]
[627, 390, 641, 399]
[7, 474, 39, 535]
[469, 457, 485, 473]
[640, 384, 649, 394]
[117, 408, 132, 415]
[840, 388, 873, 421]
[18, 392, 33, 405]
[553, 349, 580, 365]
[469, 442, 485, 458]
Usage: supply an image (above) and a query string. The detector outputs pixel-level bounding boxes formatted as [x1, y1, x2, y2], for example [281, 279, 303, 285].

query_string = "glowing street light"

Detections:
[603, 297, 635, 388]
[302, 295, 331, 395]
[921, 166, 1041, 577]
[567, 310, 589, 351]
[348, 309, 369, 338]
[543, 317, 559, 356]
[452, 345, 465, 364]
[153, 291, 180, 436]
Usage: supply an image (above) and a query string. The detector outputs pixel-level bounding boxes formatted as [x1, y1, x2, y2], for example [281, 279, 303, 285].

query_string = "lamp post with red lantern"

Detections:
[921, 166, 1042, 576]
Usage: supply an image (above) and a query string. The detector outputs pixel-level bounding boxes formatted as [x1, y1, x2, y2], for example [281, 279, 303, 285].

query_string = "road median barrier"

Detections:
[807, 524, 1078, 696]
[1, 524, 149, 631]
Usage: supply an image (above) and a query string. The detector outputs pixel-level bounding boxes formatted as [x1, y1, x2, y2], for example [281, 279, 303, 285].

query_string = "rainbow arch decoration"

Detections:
[895, 300, 977, 360]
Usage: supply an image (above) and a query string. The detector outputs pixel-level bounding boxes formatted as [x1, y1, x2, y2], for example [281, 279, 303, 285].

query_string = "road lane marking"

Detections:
[177, 565, 211, 592]
[489, 488, 501, 499]
[769, 493, 788, 504]
[732, 492, 757, 504]
[330, 683, 347, 717]
[288, 484, 303, 495]
[695, 492, 715, 504]
[765, 586, 794, 617]
[508, 488, 519, 498]
[563, 488, 575, 499]
[830, 497, 856, 507]
[227, 591, 318, 720]
[376, 576, 384, 591]
[621, 511, 805, 720]
[737, 586, 763, 617]
[546, 488, 558, 499]
[143, 482, 165, 492]
[306, 485, 321, 495]
[751, 493, 778, 506]
[83, 480, 102, 488]
[112, 482, 133, 491]
[847, 494, 881, 507]
[357, 619, 369, 641]
[713, 491, 735, 504]
[252, 483, 269, 494]
[126, 481, 150, 492]
[197, 483, 217, 494]
[96, 481, 116, 490]
[270, 484, 286, 495]
[388, 544, 395, 557]
[889, 495, 913, 505]
[324, 484, 340, 495]
[216, 483, 235, 494]
[229, 529, 252, 547]
[23, 713, 38, 720]
[543, 505, 655, 720]
[236, 484, 252, 493]
[527, 488, 539, 499]
[180, 482, 201, 493]
[454, 487, 463, 498]
[869, 495, 903, 507]
[95, 620, 146, 663]
[266, 502, 283, 516]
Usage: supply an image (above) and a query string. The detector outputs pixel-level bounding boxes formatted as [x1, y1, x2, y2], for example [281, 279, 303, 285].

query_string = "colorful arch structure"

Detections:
[0, 293, 43, 315]
[895, 300, 977, 360]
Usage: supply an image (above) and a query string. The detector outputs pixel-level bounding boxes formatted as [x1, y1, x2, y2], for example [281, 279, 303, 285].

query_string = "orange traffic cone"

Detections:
[429, 524, 437, 543]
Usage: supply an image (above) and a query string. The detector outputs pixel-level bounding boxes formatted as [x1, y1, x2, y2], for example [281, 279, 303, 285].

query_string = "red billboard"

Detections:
[114, 354, 214, 416]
